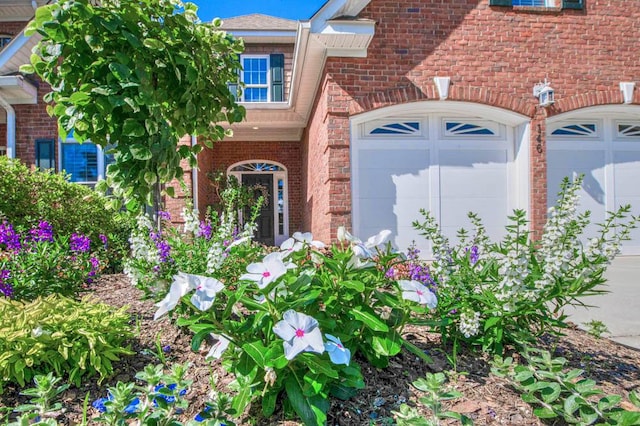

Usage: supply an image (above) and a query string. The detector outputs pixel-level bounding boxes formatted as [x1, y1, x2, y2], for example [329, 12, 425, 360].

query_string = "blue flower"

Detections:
[91, 394, 139, 414]
[194, 406, 212, 422]
[153, 384, 187, 405]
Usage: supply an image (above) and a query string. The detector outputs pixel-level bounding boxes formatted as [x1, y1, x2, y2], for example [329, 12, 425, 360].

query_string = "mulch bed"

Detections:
[1, 274, 639, 425]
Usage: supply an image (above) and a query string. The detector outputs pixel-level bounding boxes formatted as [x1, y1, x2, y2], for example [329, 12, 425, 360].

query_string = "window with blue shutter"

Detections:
[270, 53, 285, 102]
[35, 138, 55, 171]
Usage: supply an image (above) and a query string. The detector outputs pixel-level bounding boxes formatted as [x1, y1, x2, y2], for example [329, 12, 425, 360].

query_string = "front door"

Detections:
[242, 174, 275, 246]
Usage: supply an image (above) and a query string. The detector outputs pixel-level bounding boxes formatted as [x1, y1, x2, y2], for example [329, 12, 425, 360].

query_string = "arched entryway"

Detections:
[228, 160, 289, 246]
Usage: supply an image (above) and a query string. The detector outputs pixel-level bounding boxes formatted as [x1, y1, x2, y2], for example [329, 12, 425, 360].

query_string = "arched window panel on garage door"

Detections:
[362, 120, 424, 138]
[548, 122, 599, 138]
[442, 119, 503, 139]
[616, 122, 640, 140]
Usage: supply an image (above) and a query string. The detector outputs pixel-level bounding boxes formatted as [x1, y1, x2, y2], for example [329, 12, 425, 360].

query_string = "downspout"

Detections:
[191, 135, 199, 212]
[0, 94, 16, 158]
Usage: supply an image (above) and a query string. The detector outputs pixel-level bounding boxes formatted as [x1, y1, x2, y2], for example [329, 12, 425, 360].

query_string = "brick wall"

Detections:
[304, 0, 640, 239]
[13, 78, 58, 166]
[0, 21, 26, 37]
[243, 44, 295, 102]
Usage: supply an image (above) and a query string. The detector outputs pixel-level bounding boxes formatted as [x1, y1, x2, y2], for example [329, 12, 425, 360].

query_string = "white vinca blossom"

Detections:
[206, 333, 231, 360]
[153, 272, 224, 319]
[459, 310, 481, 338]
[240, 252, 294, 289]
[280, 232, 325, 258]
[399, 280, 438, 309]
[338, 227, 392, 268]
[273, 310, 325, 360]
[190, 275, 225, 311]
[324, 334, 351, 366]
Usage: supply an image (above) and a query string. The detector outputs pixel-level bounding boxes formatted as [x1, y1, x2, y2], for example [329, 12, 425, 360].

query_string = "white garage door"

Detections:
[352, 114, 521, 257]
[547, 115, 640, 255]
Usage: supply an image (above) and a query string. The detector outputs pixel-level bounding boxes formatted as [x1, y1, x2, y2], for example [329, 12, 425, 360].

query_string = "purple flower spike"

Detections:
[30, 221, 54, 243]
[0, 221, 21, 251]
[158, 211, 171, 221]
[0, 270, 13, 298]
[70, 233, 91, 253]
[197, 220, 212, 240]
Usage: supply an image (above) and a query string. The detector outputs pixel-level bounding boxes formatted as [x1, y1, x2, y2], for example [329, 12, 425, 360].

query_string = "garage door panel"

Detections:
[357, 168, 430, 199]
[358, 149, 428, 170]
[440, 167, 508, 199]
[440, 197, 508, 233]
[547, 150, 606, 209]
[613, 151, 640, 198]
[439, 149, 507, 167]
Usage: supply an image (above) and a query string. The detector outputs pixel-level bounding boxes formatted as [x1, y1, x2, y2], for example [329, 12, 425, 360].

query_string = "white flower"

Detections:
[399, 280, 437, 309]
[459, 311, 481, 338]
[31, 327, 43, 338]
[153, 272, 197, 320]
[206, 334, 230, 360]
[280, 232, 325, 258]
[240, 252, 293, 289]
[337, 226, 357, 243]
[273, 310, 325, 360]
[181, 207, 200, 235]
[190, 275, 225, 311]
[324, 334, 351, 366]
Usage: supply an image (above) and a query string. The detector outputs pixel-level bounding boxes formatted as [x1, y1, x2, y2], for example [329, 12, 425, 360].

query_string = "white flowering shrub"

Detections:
[123, 187, 263, 299]
[412, 176, 637, 355]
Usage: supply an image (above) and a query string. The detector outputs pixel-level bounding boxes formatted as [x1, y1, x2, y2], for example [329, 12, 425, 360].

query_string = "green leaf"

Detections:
[563, 394, 579, 415]
[130, 144, 152, 160]
[143, 38, 165, 50]
[402, 339, 432, 364]
[540, 383, 562, 404]
[630, 389, 640, 408]
[108, 62, 131, 81]
[350, 308, 388, 332]
[242, 341, 268, 369]
[483, 316, 500, 331]
[340, 280, 365, 292]
[371, 332, 402, 357]
[533, 407, 558, 419]
[284, 375, 327, 426]
[299, 354, 339, 379]
[123, 119, 146, 137]
[262, 390, 278, 417]
[597, 395, 621, 412]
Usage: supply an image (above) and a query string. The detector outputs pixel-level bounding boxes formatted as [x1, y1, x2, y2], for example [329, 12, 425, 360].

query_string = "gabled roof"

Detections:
[220, 14, 298, 31]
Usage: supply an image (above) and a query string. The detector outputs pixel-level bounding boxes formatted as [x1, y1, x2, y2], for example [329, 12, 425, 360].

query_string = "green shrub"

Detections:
[410, 176, 637, 357]
[0, 294, 134, 391]
[1, 220, 107, 300]
[0, 157, 132, 270]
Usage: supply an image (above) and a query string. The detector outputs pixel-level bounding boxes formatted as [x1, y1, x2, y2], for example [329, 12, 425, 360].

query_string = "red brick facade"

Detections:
[303, 0, 640, 241]
[5, 1, 640, 245]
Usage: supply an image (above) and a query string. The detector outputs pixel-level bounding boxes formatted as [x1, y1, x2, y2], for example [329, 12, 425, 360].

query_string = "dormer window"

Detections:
[0, 35, 11, 51]
[231, 53, 285, 103]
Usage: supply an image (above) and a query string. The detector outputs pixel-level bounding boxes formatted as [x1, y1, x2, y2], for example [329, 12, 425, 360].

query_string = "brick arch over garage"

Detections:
[549, 90, 633, 117]
[348, 84, 537, 118]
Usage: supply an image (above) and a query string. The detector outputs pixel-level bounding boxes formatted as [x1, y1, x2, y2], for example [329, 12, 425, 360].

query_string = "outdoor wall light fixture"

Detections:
[533, 79, 555, 107]
[620, 82, 635, 104]
[433, 76, 451, 100]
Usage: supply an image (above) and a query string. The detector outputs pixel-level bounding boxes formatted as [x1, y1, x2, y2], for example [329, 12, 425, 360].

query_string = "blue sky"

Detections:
[191, 0, 327, 21]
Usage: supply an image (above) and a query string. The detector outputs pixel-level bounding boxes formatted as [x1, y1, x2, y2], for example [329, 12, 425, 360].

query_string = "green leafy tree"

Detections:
[22, 0, 245, 212]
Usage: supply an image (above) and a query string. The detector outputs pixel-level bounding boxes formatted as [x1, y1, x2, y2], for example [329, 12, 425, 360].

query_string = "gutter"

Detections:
[191, 135, 199, 212]
[0, 94, 16, 158]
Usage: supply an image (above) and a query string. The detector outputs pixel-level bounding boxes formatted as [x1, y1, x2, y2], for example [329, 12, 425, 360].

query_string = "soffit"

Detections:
[0, 74, 37, 104]
[0, 0, 48, 22]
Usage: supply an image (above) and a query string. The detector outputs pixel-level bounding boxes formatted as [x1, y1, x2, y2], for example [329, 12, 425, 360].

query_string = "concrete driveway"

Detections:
[564, 256, 640, 350]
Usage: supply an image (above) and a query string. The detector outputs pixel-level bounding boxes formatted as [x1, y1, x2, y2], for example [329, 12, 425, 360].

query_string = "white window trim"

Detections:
[228, 160, 289, 245]
[240, 54, 271, 103]
[58, 137, 107, 185]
